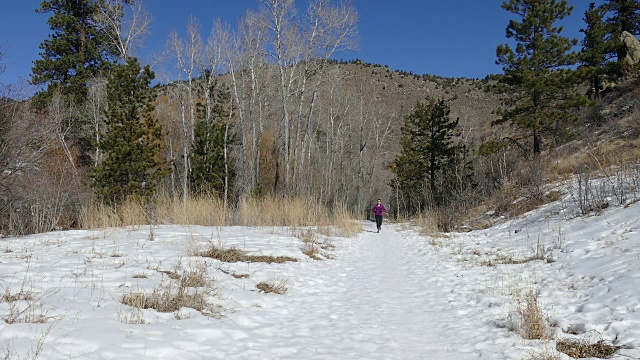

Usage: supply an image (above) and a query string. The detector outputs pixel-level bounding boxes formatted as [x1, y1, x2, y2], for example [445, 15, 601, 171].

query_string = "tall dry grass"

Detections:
[416, 209, 442, 237]
[80, 194, 360, 236]
[235, 196, 359, 236]
[80, 197, 148, 229]
[157, 194, 226, 226]
[236, 196, 327, 226]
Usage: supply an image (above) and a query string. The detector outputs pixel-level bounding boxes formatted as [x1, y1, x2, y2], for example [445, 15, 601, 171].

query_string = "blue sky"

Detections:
[1, 0, 604, 87]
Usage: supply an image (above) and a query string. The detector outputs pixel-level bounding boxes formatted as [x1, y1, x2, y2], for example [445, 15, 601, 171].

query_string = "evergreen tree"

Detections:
[190, 88, 234, 196]
[391, 99, 460, 213]
[580, 2, 617, 99]
[493, 0, 587, 155]
[603, 0, 640, 61]
[92, 57, 168, 204]
[31, 0, 115, 106]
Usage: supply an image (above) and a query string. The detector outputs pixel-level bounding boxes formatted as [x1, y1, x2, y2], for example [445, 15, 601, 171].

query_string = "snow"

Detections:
[1, 194, 640, 359]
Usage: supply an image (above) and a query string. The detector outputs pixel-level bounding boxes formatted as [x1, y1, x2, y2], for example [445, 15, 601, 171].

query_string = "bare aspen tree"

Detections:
[153, 95, 180, 200]
[295, 0, 359, 190]
[168, 17, 203, 199]
[321, 69, 350, 204]
[224, 18, 249, 194]
[202, 20, 227, 123]
[49, 93, 78, 173]
[96, 0, 152, 60]
[225, 11, 272, 195]
[201, 19, 234, 210]
[86, 78, 107, 167]
[260, 0, 299, 192]
[368, 101, 394, 207]
[259, 0, 358, 194]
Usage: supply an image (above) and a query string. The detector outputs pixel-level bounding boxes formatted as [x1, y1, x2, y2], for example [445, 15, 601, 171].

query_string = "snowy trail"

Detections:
[214, 222, 477, 360]
[5, 195, 640, 359]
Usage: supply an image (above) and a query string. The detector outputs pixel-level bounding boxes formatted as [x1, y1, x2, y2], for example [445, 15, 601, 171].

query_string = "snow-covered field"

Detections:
[1, 193, 639, 359]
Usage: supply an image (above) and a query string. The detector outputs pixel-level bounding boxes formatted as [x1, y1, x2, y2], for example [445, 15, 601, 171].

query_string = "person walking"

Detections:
[372, 199, 386, 233]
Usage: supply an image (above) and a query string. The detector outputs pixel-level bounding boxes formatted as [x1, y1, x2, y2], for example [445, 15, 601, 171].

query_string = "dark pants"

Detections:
[375, 215, 383, 230]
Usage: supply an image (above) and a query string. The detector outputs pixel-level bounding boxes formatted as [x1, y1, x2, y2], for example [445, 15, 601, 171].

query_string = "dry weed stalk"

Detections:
[509, 289, 552, 340]
[302, 243, 322, 260]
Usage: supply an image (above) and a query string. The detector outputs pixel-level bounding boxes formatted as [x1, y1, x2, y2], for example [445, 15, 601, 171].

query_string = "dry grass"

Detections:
[549, 137, 640, 179]
[3, 295, 52, 324]
[509, 289, 552, 340]
[292, 227, 335, 259]
[157, 270, 180, 280]
[180, 263, 209, 288]
[480, 252, 550, 267]
[219, 268, 250, 279]
[121, 261, 215, 322]
[301, 243, 322, 260]
[416, 210, 442, 237]
[1, 280, 52, 324]
[556, 338, 619, 359]
[121, 279, 214, 315]
[79, 197, 147, 229]
[156, 194, 226, 226]
[1, 288, 33, 303]
[121, 286, 209, 313]
[256, 279, 288, 295]
[293, 227, 317, 243]
[197, 246, 245, 262]
[119, 198, 148, 226]
[81, 194, 360, 234]
[333, 205, 361, 237]
[198, 244, 298, 264]
[501, 191, 562, 220]
[523, 347, 562, 360]
[79, 202, 122, 229]
[237, 196, 325, 227]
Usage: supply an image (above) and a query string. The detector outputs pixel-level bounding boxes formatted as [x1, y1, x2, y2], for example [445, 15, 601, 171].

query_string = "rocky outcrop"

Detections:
[621, 31, 640, 64]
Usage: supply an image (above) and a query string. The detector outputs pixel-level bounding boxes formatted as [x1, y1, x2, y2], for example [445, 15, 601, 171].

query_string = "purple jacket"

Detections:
[372, 204, 386, 216]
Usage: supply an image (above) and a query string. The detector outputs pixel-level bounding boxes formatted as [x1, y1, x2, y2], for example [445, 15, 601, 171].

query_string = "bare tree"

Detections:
[168, 16, 203, 199]
[200, 19, 234, 211]
[258, 0, 358, 194]
[0, 89, 89, 234]
[95, 0, 152, 60]
[86, 78, 107, 167]
[225, 10, 273, 196]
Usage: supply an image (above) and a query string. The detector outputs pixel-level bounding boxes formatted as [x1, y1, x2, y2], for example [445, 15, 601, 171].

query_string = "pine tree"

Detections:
[391, 99, 460, 213]
[603, 0, 640, 61]
[493, 0, 588, 155]
[190, 88, 234, 196]
[92, 57, 168, 204]
[580, 2, 617, 99]
[31, 0, 115, 106]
